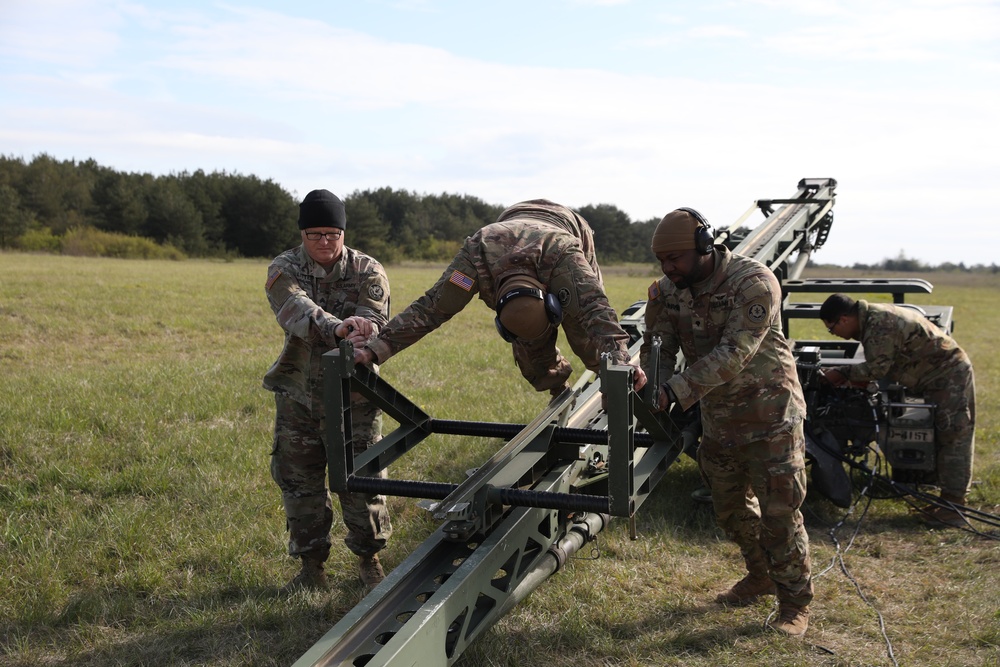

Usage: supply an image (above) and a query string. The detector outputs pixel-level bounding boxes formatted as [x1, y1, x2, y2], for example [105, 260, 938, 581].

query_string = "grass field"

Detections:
[1, 252, 998, 667]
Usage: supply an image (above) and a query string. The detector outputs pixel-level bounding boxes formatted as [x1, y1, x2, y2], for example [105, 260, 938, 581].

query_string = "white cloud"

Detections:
[756, 0, 1000, 63]
[688, 24, 749, 39]
[0, 0, 122, 66]
[0, 0, 997, 265]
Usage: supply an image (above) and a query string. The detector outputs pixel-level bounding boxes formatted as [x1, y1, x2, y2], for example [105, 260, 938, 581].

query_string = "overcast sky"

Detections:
[2, 0, 998, 266]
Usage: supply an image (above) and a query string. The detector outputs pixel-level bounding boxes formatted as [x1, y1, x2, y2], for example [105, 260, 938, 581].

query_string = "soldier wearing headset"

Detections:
[353, 199, 646, 396]
[639, 207, 813, 637]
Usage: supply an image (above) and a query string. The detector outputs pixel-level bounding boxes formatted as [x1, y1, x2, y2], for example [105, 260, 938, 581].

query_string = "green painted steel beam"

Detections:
[302, 345, 688, 667]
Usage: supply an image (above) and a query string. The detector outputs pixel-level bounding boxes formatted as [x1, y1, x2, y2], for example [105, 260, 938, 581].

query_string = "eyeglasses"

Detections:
[825, 317, 841, 334]
[305, 231, 342, 241]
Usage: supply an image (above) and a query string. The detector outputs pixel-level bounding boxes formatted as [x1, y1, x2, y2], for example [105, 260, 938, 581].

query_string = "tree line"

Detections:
[4, 154, 994, 272]
[0, 154, 661, 263]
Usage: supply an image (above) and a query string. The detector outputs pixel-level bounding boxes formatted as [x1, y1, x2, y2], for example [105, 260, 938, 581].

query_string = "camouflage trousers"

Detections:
[270, 393, 392, 561]
[512, 315, 602, 392]
[698, 424, 813, 607]
[923, 362, 976, 498]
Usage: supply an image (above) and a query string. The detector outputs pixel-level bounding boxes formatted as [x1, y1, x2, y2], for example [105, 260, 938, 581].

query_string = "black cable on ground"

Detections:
[807, 430, 1000, 540]
[802, 449, 899, 667]
[815, 452, 899, 666]
[799, 434, 999, 664]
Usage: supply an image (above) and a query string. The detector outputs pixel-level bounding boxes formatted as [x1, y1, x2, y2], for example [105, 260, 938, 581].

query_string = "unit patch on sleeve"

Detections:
[368, 284, 385, 301]
[746, 301, 768, 324]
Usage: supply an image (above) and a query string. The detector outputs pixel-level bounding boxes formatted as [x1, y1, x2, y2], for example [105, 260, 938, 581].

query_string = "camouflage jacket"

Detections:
[837, 300, 970, 391]
[263, 245, 390, 407]
[366, 200, 631, 366]
[640, 247, 805, 447]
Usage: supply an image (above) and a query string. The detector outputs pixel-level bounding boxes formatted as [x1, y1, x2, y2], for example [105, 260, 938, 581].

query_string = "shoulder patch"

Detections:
[448, 270, 475, 291]
[266, 267, 282, 291]
[746, 301, 769, 324]
[368, 284, 385, 301]
[648, 281, 661, 300]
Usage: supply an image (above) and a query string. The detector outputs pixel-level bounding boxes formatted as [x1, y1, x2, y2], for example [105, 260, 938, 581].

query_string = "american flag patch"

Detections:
[648, 281, 660, 300]
[266, 267, 282, 290]
[448, 270, 474, 291]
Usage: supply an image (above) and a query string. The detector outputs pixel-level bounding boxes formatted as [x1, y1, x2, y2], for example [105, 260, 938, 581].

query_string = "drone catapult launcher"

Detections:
[292, 178, 954, 667]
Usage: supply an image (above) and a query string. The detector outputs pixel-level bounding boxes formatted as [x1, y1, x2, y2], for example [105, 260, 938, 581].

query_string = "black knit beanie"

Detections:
[298, 189, 347, 230]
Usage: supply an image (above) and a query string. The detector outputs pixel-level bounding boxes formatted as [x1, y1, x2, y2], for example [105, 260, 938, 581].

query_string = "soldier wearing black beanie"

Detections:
[265, 187, 393, 592]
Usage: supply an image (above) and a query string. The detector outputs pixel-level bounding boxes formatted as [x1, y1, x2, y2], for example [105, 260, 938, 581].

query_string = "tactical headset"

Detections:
[676, 207, 715, 255]
[493, 287, 564, 343]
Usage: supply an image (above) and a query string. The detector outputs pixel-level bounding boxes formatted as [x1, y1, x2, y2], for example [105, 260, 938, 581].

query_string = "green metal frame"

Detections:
[322, 343, 686, 537]
[294, 345, 688, 667]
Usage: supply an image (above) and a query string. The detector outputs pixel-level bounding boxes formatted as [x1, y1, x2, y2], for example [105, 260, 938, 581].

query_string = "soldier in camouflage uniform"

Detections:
[820, 293, 976, 527]
[640, 208, 812, 637]
[354, 199, 646, 395]
[264, 189, 392, 591]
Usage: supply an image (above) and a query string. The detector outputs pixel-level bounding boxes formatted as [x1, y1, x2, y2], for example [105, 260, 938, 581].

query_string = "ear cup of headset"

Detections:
[694, 225, 714, 255]
[494, 316, 517, 343]
[544, 293, 563, 325]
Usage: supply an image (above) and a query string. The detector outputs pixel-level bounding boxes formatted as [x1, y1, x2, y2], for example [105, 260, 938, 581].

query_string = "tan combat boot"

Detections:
[770, 602, 810, 637]
[714, 572, 776, 606]
[280, 556, 328, 593]
[359, 554, 385, 586]
[922, 492, 967, 528]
